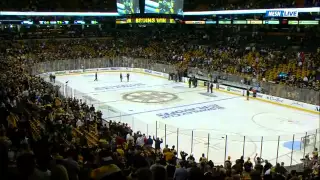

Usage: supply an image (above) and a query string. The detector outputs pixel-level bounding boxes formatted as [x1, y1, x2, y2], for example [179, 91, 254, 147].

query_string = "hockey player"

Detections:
[192, 76, 196, 88]
[81, 64, 85, 72]
[188, 77, 192, 88]
[49, 73, 53, 82]
[52, 74, 56, 83]
[120, 73, 123, 82]
[94, 72, 98, 81]
[247, 88, 250, 100]
[193, 76, 198, 88]
[210, 83, 213, 93]
[127, 73, 130, 82]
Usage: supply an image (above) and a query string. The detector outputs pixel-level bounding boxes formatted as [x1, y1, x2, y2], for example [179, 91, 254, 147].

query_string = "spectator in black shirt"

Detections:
[153, 136, 163, 152]
[187, 154, 195, 162]
[263, 160, 272, 174]
[166, 159, 176, 179]
[275, 162, 287, 176]
[244, 157, 253, 172]
[89, 105, 95, 112]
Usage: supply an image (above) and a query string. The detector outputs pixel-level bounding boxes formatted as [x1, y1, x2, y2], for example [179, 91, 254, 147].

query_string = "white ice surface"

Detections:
[57, 72, 319, 165]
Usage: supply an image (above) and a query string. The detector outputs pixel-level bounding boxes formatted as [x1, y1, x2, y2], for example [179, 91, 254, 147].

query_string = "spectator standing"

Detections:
[199, 153, 207, 163]
[174, 161, 188, 180]
[133, 167, 152, 180]
[136, 134, 145, 147]
[187, 154, 195, 163]
[145, 135, 153, 147]
[50, 161, 69, 180]
[188, 167, 204, 180]
[63, 149, 80, 180]
[244, 157, 253, 172]
[275, 162, 287, 176]
[224, 156, 232, 170]
[90, 150, 126, 180]
[263, 160, 272, 174]
[166, 159, 176, 179]
[254, 153, 264, 173]
[163, 145, 170, 153]
[126, 132, 134, 142]
[151, 164, 167, 180]
[153, 136, 163, 152]
[164, 149, 174, 162]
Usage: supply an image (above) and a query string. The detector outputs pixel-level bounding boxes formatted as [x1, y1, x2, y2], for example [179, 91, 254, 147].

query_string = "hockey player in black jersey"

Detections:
[127, 73, 130, 82]
[94, 72, 98, 81]
[120, 73, 123, 82]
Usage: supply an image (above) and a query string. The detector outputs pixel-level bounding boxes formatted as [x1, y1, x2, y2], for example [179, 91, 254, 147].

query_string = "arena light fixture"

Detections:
[0, 11, 120, 16]
[0, 7, 319, 16]
[183, 7, 320, 16]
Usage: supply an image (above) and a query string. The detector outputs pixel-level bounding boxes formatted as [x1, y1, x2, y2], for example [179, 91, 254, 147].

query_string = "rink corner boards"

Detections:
[41, 67, 320, 115]
[192, 79, 320, 115]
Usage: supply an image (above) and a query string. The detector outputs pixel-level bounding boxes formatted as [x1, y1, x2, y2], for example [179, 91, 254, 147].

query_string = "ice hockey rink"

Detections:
[56, 72, 319, 165]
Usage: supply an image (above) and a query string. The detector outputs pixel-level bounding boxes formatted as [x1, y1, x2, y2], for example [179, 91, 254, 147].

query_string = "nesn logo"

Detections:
[265, 10, 298, 17]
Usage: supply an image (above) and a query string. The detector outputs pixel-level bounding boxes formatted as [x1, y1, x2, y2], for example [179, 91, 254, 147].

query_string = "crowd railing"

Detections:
[32, 57, 320, 167]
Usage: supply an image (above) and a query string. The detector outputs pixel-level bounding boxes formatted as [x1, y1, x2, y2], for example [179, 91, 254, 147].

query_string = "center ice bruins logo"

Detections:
[123, 90, 178, 103]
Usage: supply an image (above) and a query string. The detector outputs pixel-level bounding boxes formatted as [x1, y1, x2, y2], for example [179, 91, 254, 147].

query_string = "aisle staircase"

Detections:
[29, 116, 99, 147]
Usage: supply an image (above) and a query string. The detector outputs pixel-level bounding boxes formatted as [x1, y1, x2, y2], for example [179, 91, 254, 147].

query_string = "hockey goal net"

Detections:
[300, 134, 318, 153]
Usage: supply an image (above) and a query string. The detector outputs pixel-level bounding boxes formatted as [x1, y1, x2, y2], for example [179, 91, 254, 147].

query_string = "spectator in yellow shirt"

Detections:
[199, 153, 207, 163]
[116, 145, 124, 157]
[164, 150, 174, 162]
[163, 145, 170, 153]
[171, 145, 177, 154]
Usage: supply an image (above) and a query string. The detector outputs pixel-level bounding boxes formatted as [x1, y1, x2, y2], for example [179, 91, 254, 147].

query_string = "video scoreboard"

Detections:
[116, 18, 176, 24]
[0, 19, 318, 25]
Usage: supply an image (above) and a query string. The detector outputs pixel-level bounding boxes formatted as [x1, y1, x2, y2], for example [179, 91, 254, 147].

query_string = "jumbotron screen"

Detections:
[117, 0, 140, 14]
[144, 0, 183, 14]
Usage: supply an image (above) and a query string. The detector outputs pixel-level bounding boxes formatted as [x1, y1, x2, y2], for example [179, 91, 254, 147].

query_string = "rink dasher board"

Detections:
[39, 67, 320, 114]
[40, 68, 168, 79]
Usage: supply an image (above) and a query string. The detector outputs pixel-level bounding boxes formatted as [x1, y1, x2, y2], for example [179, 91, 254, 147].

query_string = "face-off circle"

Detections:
[123, 90, 178, 103]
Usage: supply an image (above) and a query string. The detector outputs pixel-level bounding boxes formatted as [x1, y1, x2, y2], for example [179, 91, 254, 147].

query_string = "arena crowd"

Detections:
[1, 28, 319, 90]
